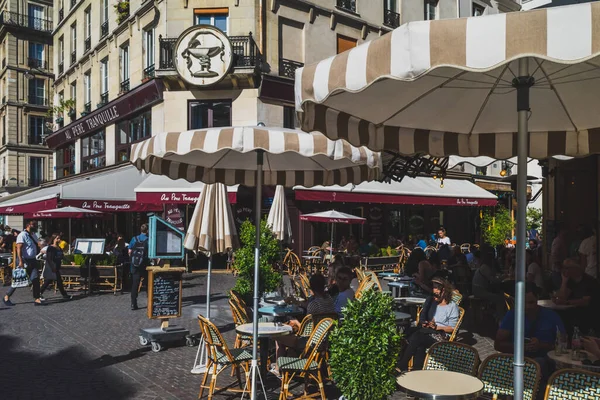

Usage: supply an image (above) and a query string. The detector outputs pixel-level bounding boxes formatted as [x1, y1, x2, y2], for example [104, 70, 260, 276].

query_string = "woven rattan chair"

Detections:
[298, 273, 313, 298]
[451, 290, 463, 306]
[448, 307, 465, 342]
[277, 318, 335, 400]
[544, 368, 600, 399]
[283, 249, 303, 276]
[478, 353, 541, 400]
[197, 315, 251, 400]
[423, 341, 480, 375]
[298, 314, 314, 337]
[228, 299, 253, 349]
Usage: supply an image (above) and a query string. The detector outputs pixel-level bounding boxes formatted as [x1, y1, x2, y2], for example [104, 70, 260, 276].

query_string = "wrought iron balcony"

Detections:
[98, 91, 109, 107]
[0, 11, 53, 33]
[84, 37, 91, 52]
[71, 51, 77, 65]
[100, 21, 109, 38]
[279, 58, 304, 79]
[59, 8, 64, 22]
[28, 96, 48, 106]
[120, 79, 130, 93]
[158, 33, 261, 71]
[58, 62, 64, 74]
[384, 8, 400, 28]
[336, 0, 356, 13]
[83, 102, 91, 113]
[28, 58, 47, 70]
[143, 65, 155, 80]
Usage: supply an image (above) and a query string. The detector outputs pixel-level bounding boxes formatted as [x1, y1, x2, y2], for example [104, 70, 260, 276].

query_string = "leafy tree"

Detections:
[232, 219, 281, 302]
[481, 206, 515, 247]
[526, 207, 542, 231]
[329, 290, 402, 400]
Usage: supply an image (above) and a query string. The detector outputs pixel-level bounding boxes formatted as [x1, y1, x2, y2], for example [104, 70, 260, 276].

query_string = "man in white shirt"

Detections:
[579, 232, 597, 278]
[334, 267, 355, 317]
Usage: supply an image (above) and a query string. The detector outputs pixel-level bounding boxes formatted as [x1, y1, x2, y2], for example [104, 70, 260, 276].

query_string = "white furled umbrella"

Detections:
[267, 185, 292, 242]
[184, 183, 238, 374]
[296, 3, 600, 397]
[130, 126, 381, 399]
[300, 210, 366, 260]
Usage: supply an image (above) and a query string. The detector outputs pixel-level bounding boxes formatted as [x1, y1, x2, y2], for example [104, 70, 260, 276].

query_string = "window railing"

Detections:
[143, 64, 155, 80]
[28, 58, 47, 70]
[158, 37, 178, 69]
[28, 134, 44, 145]
[384, 7, 400, 28]
[98, 91, 109, 107]
[28, 96, 48, 106]
[100, 21, 109, 38]
[120, 79, 130, 93]
[71, 50, 76, 65]
[84, 37, 91, 52]
[336, 0, 356, 12]
[279, 58, 304, 79]
[59, 8, 64, 22]
[0, 11, 53, 33]
[84, 102, 91, 113]
[70, 0, 77, 9]
[58, 61, 64, 74]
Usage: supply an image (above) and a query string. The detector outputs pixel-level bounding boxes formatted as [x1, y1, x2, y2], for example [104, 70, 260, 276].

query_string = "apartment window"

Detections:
[28, 4, 44, 30]
[29, 42, 44, 65]
[194, 8, 228, 34]
[70, 23, 77, 65]
[101, 0, 109, 38]
[337, 35, 357, 54]
[56, 143, 76, 176]
[29, 157, 44, 187]
[29, 116, 45, 145]
[84, 7, 91, 51]
[81, 130, 106, 172]
[70, 81, 77, 118]
[116, 111, 152, 163]
[2, 116, 5, 145]
[100, 58, 109, 103]
[28, 78, 45, 105]
[425, 0, 437, 21]
[188, 100, 231, 129]
[84, 71, 91, 112]
[144, 29, 155, 69]
[475, 166, 487, 176]
[473, 2, 485, 16]
[58, 36, 64, 73]
[120, 45, 130, 92]
[283, 106, 298, 129]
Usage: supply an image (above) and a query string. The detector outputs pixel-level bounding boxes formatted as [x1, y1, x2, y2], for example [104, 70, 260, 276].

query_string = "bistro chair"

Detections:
[423, 341, 480, 376]
[298, 273, 313, 298]
[448, 307, 465, 342]
[228, 299, 253, 349]
[277, 318, 335, 400]
[298, 314, 314, 337]
[503, 293, 514, 311]
[197, 315, 251, 400]
[478, 353, 541, 400]
[451, 290, 463, 306]
[460, 243, 471, 254]
[283, 249, 303, 276]
[544, 368, 600, 400]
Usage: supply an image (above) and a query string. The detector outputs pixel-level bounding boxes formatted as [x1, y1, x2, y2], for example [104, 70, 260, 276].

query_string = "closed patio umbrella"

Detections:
[300, 210, 366, 260]
[296, 3, 600, 397]
[130, 126, 381, 399]
[267, 185, 292, 242]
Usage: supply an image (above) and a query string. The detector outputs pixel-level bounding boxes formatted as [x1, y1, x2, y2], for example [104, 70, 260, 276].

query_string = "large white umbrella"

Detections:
[267, 185, 292, 242]
[130, 126, 381, 399]
[295, 3, 600, 397]
[184, 183, 238, 374]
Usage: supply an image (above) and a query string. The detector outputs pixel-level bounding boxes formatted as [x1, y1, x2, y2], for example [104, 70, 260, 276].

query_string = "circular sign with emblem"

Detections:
[174, 25, 233, 87]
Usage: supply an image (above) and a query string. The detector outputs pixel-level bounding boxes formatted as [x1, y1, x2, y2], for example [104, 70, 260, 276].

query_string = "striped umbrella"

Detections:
[267, 185, 292, 242]
[130, 126, 380, 399]
[295, 4, 600, 397]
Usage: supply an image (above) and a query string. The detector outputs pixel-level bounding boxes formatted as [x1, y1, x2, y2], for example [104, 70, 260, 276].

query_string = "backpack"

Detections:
[130, 235, 148, 271]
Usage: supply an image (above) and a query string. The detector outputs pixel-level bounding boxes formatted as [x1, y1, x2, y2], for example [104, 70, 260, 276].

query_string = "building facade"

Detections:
[0, 0, 54, 199]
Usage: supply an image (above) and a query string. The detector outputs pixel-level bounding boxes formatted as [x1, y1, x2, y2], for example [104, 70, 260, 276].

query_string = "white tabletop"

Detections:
[388, 281, 410, 287]
[395, 297, 427, 305]
[547, 350, 600, 371]
[302, 255, 322, 259]
[537, 299, 575, 310]
[235, 322, 293, 338]
[397, 370, 484, 400]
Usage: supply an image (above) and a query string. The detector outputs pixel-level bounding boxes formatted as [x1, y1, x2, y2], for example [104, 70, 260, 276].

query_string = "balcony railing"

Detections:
[28, 58, 47, 70]
[100, 21, 109, 38]
[58, 8, 64, 22]
[71, 51, 77, 65]
[98, 91, 109, 107]
[83, 102, 91, 113]
[58, 61, 64, 74]
[143, 64, 155, 80]
[159, 33, 261, 71]
[70, 0, 77, 9]
[336, 0, 356, 13]
[84, 37, 91, 52]
[279, 58, 304, 79]
[120, 79, 130, 93]
[0, 11, 53, 33]
[384, 8, 400, 28]
[28, 96, 48, 106]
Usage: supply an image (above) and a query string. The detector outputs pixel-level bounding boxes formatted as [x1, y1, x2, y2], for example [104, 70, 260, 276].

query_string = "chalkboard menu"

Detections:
[147, 267, 185, 319]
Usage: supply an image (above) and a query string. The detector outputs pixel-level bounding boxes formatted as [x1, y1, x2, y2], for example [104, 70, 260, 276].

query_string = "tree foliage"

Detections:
[481, 206, 515, 247]
[526, 207, 542, 231]
[232, 219, 281, 302]
[329, 290, 402, 400]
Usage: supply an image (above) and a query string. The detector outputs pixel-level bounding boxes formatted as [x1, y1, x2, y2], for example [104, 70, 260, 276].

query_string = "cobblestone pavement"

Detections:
[0, 272, 497, 400]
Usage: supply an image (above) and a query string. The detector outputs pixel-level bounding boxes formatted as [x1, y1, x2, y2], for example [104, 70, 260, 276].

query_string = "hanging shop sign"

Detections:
[174, 25, 233, 87]
[136, 191, 237, 205]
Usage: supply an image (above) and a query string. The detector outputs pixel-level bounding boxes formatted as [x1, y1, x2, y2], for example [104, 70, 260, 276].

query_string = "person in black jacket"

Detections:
[40, 234, 71, 300]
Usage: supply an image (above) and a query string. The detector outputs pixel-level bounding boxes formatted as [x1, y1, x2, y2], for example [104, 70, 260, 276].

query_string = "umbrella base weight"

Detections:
[138, 326, 191, 353]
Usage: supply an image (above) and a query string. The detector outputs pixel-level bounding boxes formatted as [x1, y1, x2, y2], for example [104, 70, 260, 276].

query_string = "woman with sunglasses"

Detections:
[397, 277, 459, 371]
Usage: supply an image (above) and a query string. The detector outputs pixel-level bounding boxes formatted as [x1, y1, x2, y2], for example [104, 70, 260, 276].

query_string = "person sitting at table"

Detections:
[472, 245, 506, 321]
[397, 278, 460, 371]
[494, 283, 565, 380]
[582, 336, 600, 361]
[404, 247, 426, 278]
[333, 267, 354, 317]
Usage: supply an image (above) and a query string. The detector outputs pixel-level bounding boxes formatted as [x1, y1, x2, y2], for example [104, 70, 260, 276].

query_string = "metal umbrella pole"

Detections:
[191, 254, 212, 374]
[329, 223, 334, 262]
[512, 57, 532, 400]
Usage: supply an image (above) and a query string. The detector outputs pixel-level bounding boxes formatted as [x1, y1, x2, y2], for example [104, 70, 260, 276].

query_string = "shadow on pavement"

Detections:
[182, 294, 228, 305]
[0, 334, 138, 400]
[89, 348, 149, 369]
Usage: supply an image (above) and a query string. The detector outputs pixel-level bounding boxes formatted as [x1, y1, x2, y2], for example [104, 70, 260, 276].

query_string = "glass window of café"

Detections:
[81, 130, 106, 172]
[116, 110, 151, 163]
[188, 100, 231, 129]
[56, 143, 76, 177]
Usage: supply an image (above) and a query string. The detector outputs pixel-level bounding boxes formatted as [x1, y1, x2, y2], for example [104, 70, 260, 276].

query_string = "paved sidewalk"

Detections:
[0, 272, 496, 399]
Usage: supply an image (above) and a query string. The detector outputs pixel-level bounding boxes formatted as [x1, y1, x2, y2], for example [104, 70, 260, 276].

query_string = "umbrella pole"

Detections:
[206, 254, 212, 320]
[68, 218, 72, 254]
[330, 223, 334, 262]
[513, 57, 532, 400]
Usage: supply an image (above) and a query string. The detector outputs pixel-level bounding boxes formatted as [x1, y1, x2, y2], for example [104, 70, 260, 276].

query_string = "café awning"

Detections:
[135, 174, 239, 204]
[294, 177, 497, 207]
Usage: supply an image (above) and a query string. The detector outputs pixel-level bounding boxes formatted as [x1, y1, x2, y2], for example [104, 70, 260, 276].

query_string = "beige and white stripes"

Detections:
[296, 2, 600, 158]
[130, 127, 381, 187]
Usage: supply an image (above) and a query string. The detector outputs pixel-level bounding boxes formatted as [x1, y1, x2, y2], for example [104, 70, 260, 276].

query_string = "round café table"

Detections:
[388, 281, 410, 298]
[397, 370, 484, 399]
[235, 322, 292, 379]
[537, 299, 576, 311]
[547, 350, 600, 372]
[378, 272, 401, 278]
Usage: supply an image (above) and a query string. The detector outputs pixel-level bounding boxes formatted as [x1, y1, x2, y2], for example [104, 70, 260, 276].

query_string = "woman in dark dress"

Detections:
[40, 234, 71, 299]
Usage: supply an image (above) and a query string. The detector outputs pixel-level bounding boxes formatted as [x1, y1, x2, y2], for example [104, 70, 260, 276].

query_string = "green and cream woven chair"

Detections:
[544, 368, 600, 399]
[277, 318, 335, 400]
[478, 353, 541, 400]
[451, 290, 463, 306]
[298, 314, 314, 337]
[423, 341, 480, 376]
[197, 315, 251, 400]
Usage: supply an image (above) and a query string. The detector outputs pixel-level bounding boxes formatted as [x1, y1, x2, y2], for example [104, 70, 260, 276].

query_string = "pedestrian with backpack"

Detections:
[128, 224, 149, 310]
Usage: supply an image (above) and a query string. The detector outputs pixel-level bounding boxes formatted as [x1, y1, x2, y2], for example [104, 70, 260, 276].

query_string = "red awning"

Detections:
[136, 191, 237, 205]
[0, 197, 58, 214]
[62, 199, 162, 212]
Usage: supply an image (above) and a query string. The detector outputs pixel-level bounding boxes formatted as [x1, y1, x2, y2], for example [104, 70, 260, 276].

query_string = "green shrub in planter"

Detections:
[330, 289, 402, 400]
[73, 254, 86, 266]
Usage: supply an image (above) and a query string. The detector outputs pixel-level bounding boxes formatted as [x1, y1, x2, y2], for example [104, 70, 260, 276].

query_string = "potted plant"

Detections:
[115, 1, 130, 25]
[481, 206, 515, 247]
[329, 289, 402, 400]
[232, 219, 281, 304]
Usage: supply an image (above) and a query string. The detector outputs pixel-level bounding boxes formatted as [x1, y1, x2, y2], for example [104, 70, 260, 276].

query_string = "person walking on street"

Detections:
[40, 234, 72, 300]
[128, 224, 149, 310]
[3, 221, 43, 306]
